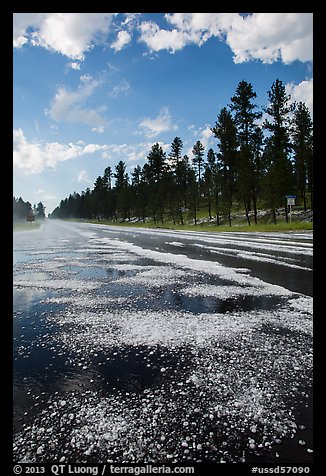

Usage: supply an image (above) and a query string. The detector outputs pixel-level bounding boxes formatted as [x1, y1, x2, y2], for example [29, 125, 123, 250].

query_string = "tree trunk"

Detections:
[284, 198, 289, 223]
[303, 189, 306, 211]
[215, 191, 220, 226]
[244, 197, 251, 226]
[208, 199, 212, 220]
[252, 193, 258, 225]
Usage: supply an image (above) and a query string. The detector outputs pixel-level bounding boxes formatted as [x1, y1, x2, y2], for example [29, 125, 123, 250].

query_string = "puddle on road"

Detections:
[13, 233, 313, 464]
[138, 288, 288, 314]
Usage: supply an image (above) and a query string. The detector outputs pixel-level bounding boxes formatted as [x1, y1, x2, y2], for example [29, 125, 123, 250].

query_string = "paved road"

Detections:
[13, 220, 313, 464]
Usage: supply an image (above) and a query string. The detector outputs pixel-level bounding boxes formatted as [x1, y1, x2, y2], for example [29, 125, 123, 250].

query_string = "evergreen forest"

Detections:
[47, 79, 313, 226]
[13, 197, 46, 223]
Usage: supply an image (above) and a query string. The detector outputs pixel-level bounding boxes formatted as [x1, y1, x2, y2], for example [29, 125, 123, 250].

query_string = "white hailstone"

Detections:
[181, 441, 188, 448]
[59, 456, 65, 463]
[160, 368, 166, 373]
[36, 445, 44, 455]
[298, 440, 306, 446]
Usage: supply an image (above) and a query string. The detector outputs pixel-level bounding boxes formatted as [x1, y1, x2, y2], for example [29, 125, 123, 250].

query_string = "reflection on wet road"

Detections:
[13, 220, 313, 464]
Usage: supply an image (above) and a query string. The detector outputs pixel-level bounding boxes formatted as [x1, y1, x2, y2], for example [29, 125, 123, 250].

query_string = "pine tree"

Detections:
[291, 102, 313, 210]
[169, 136, 183, 171]
[211, 107, 238, 226]
[131, 165, 147, 222]
[230, 80, 262, 224]
[146, 143, 167, 222]
[203, 149, 216, 220]
[114, 161, 130, 220]
[263, 79, 294, 223]
[192, 140, 205, 190]
[93, 176, 107, 220]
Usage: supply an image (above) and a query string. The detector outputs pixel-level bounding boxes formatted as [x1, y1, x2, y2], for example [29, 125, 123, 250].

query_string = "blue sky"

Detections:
[13, 13, 313, 214]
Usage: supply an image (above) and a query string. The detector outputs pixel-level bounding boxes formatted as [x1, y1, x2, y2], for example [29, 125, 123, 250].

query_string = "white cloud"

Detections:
[77, 170, 93, 184]
[48, 76, 107, 128]
[286, 78, 313, 117]
[111, 30, 132, 52]
[91, 126, 105, 134]
[108, 79, 131, 98]
[139, 13, 313, 64]
[199, 125, 214, 149]
[13, 13, 114, 61]
[13, 13, 47, 48]
[185, 123, 215, 158]
[139, 106, 177, 138]
[13, 13, 313, 66]
[139, 21, 194, 53]
[188, 123, 214, 146]
[105, 141, 169, 164]
[13, 128, 109, 174]
[67, 61, 81, 70]
[225, 13, 313, 64]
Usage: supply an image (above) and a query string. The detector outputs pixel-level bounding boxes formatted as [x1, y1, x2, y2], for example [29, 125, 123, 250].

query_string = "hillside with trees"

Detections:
[49, 79, 313, 226]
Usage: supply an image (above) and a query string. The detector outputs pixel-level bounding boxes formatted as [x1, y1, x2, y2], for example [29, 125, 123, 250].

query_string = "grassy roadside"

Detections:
[70, 217, 313, 233]
[13, 222, 41, 233]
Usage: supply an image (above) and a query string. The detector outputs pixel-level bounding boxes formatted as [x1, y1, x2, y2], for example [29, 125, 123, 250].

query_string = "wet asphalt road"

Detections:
[13, 220, 313, 465]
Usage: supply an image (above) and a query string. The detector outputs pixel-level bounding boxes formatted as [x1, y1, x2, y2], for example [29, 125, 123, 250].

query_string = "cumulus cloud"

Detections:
[286, 78, 313, 116]
[47, 76, 107, 128]
[111, 30, 132, 52]
[13, 13, 47, 48]
[139, 106, 177, 138]
[13, 13, 313, 66]
[139, 21, 194, 53]
[139, 13, 313, 64]
[13, 128, 109, 174]
[13, 13, 114, 62]
[225, 13, 313, 64]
